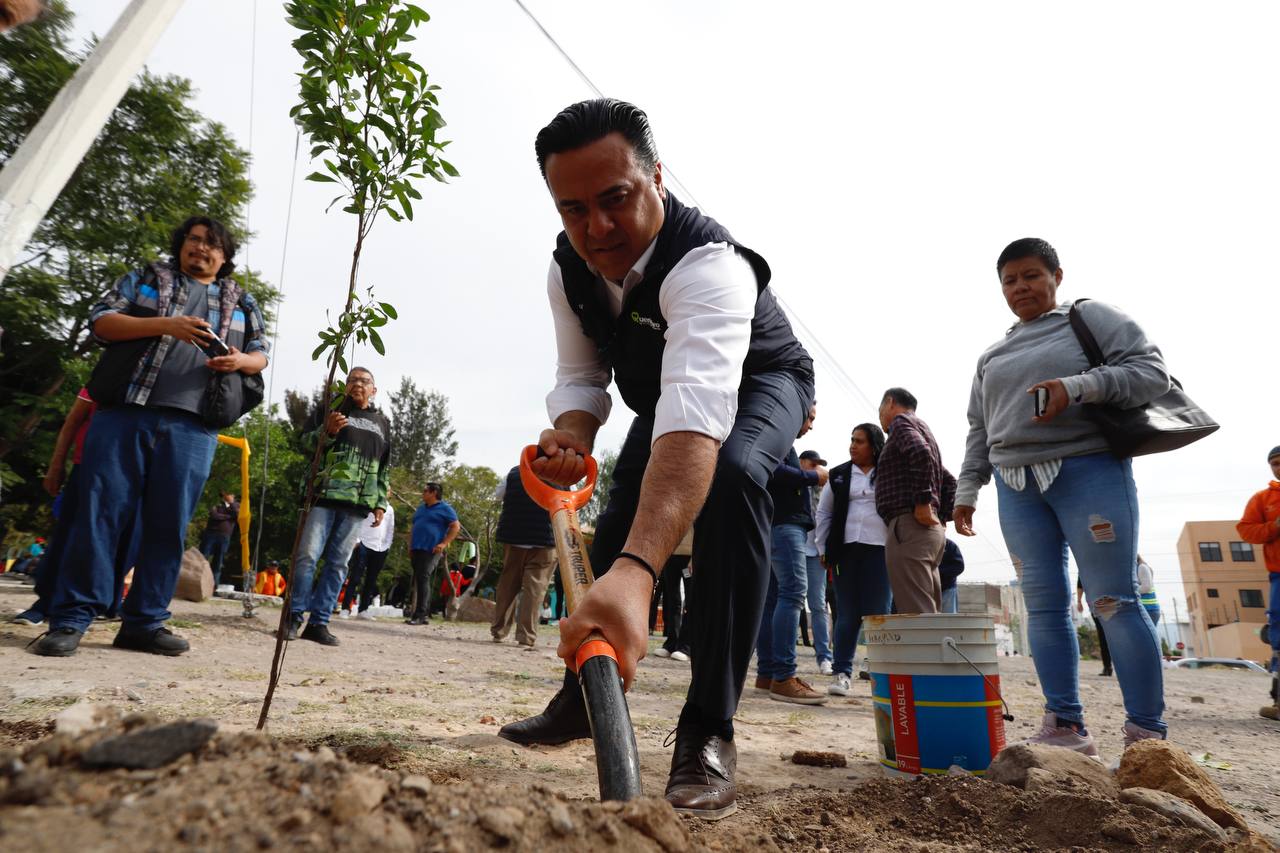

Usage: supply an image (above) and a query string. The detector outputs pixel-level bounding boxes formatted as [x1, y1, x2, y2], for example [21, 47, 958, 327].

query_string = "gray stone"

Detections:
[174, 547, 214, 602]
[1120, 787, 1227, 840]
[479, 805, 526, 839]
[330, 773, 387, 823]
[82, 719, 218, 769]
[987, 743, 1119, 799]
[547, 801, 575, 836]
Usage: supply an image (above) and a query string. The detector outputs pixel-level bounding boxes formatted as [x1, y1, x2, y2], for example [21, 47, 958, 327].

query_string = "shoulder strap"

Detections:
[1066, 298, 1106, 368]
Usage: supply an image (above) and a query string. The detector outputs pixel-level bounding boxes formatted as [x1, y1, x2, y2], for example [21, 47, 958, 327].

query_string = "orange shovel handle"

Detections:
[519, 444, 597, 513]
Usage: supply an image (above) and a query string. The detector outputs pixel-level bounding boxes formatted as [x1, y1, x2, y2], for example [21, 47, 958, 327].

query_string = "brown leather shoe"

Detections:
[1261, 704, 1280, 721]
[753, 675, 772, 695]
[769, 676, 827, 705]
[664, 729, 738, 820]
[498, 685, 591, 745]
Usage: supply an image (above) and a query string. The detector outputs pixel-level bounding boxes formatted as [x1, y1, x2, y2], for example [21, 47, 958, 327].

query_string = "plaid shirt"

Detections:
[89, 263, 269, 407]
[874, 412, 957, 523]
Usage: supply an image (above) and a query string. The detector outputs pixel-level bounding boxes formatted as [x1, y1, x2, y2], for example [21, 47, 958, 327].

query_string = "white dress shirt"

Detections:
[546, 238, 758, 445]
[356, 504, 395, 552]
[814, 465, 888, 554]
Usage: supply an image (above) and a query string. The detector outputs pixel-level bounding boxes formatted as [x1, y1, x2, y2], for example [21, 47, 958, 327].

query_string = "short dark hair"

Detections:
[349, 366, 375, 382]
[882, 387, 917, 411]
[534, 98, 659, 179]
[997, 238, 1059, 277]
[424, 482, 444, 500]
[170, 216, 238, 278]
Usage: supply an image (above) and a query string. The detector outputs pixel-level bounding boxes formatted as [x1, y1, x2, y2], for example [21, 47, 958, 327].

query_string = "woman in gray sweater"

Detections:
[953, 238, 1170, 758]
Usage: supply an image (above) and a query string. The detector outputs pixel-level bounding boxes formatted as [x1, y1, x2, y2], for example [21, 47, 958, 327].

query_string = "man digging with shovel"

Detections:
[497, 98, 814, 820]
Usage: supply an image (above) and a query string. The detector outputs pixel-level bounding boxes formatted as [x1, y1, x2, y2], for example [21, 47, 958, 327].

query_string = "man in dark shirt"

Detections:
[875, 387, 957, 614]
[939, 539, 965, 613]
[755, 403, 828, 704]
[199, 491, 239, 586]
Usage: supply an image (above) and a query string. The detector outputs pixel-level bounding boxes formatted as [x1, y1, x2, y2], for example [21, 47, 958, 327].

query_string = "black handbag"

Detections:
[1067, 299, 1218, 458]
[201, 367, 265, 429]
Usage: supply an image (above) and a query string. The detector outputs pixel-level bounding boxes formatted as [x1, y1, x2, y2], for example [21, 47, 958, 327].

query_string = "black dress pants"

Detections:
[345, 544, 389, 611]
[559, 369, 811, 730]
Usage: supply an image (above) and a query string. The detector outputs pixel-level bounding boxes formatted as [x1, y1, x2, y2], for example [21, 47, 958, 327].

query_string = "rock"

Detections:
[1189, 696, 1205, 704]
[1117, 740, 1248, 830]
[82, 719, 218, 770]
[314, 746, 336, 763]
[174, 547, 214, 602]
[547, 801, 575, 835]
[279, 809, 310, 831]
[54, 702, 116, 736]
[400, 775, 432, 794]
[1120, 788, 1227, 840]
[351, 813, 416, 853]
[987, 743, 1119, 799]
[620, 799, 692, 852]
[479, 805, 526, 840]
[452, 596, 496, 623]
[125, 689, 144, 702]
[329, 773, 387, 823]
[1100, 819, 1141, 845]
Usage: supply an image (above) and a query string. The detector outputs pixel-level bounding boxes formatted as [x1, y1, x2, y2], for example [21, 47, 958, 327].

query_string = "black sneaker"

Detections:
[285, 616, 303, 641]
[113, 626, 190, 656]
[406, 617, 429, 626]
[300, 623, 339, 646]
[30, 627, 83, 657]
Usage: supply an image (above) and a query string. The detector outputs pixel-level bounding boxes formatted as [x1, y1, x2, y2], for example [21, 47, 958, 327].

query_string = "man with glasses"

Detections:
[33, 216, 269, 657]
[286, 367, 392, 646]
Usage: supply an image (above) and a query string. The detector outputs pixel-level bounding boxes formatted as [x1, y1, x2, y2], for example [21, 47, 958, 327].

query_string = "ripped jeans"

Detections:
[996, 452, 1165, 734]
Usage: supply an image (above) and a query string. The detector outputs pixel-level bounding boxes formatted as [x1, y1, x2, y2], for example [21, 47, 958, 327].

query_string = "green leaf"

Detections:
[311, 342, 327, 360]
[380, 302, 398, 320]
[369, 327, 385, 355]
[305, 171, 338, 183]
[439, 158, 459, 178]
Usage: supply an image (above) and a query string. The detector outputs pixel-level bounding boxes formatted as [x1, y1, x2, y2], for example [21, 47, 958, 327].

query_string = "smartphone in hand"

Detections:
[1033, 387, 1050, 418]
[196, 331, 231, 359]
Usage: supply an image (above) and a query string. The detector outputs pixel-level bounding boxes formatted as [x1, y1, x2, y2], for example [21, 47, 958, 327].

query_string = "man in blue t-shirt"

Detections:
[406, 482, 460, 625]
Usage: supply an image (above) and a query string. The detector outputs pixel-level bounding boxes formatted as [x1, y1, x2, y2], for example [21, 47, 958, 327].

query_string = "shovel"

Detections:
[519, 445, 643, 801]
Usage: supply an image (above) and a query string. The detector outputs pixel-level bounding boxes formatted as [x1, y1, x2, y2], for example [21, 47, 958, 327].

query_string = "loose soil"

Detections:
[2, 578, 1277, 851]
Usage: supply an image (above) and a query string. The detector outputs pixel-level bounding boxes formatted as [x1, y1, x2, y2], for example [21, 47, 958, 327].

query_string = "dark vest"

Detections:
[494, 466, 554, 548]
[553, 193, 813, 417]
[824, 460, 855, 558]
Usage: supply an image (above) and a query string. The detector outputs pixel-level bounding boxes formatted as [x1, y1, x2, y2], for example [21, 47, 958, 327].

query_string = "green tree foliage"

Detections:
[0, 2, 275, 534]
[440, 463, 501, 572]
[387, 376, 457, 479]
[580, 447, 619, 529]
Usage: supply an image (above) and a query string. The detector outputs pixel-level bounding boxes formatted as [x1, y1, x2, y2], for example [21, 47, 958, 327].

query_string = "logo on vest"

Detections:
[629, 311, 662, 331]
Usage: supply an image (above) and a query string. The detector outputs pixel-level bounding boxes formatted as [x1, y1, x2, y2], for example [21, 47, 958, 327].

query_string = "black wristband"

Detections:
[616, 551, 658, 586]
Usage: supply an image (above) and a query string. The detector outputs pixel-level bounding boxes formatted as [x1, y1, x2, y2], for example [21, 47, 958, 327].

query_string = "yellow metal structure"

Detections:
[216, 434, 251, 579]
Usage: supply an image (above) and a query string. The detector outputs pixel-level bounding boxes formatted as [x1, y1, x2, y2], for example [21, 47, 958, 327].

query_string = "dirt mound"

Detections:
[691, 775, 1249, 852]
[0, 717, 703, 853]
[0, 716, 1261, 852]
[0, 719, 53, 748]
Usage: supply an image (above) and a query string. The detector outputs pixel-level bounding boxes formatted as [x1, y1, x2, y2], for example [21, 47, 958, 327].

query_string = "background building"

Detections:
[1177, 520, 1272, 663]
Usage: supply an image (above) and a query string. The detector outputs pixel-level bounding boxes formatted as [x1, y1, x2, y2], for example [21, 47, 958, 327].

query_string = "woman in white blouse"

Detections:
[815, 423, 889, 696]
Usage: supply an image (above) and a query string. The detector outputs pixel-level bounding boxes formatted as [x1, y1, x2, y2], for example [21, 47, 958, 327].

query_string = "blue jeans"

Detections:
[289, 505, 364, 627]
[996, 452, 1165, 734]
[941, 585, 959, 614]
[766, 523, 808, 680]
[830, 542, 891, 676]
[48, 406, 217, 633]
[1267, 572, 1280, 670]
[200, 531, 231, 586]
[806, 554, 832, 665]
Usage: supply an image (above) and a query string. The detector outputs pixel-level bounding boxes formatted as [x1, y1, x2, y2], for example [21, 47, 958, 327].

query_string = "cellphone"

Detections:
[1033, 387, 1050, 418]
[196, 331, 231, 359]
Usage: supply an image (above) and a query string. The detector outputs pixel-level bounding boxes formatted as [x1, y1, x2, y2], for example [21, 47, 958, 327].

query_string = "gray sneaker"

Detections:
[1023, 712, 1100, 758]
[1122, 720, 1165, 749]
[828, 673, 852, 696]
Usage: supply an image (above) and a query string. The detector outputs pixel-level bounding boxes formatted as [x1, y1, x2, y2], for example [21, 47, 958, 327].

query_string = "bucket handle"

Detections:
[943, 637, 1014, 723]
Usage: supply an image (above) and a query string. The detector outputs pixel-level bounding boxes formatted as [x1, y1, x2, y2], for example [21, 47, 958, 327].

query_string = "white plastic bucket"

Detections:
[866, 613, 1006, 776]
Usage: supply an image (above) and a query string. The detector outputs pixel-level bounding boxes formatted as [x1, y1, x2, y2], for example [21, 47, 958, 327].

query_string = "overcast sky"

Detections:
[64, 1, 1280, 613]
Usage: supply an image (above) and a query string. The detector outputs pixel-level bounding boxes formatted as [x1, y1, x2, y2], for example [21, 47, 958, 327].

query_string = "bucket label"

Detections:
[863, 631, 901, 645]
[888, 674, 920, 775]
[986, 675, 1006, 754]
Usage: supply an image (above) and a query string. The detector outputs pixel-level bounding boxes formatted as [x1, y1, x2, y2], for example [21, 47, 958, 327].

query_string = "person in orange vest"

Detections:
[255, 560, 287, 597]
[1237, 445, 1280, 720]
